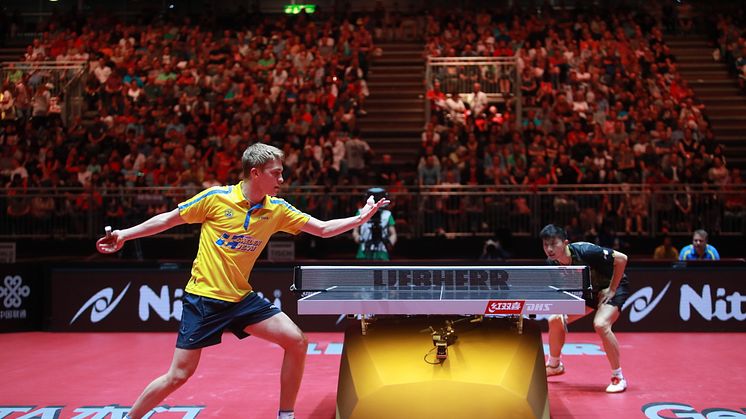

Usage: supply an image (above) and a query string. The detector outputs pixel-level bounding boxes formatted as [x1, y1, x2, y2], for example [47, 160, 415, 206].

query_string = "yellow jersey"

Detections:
[178, 182, 309, 302]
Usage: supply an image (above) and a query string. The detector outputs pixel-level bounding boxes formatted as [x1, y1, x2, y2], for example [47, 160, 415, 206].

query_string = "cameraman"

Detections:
[353, 187, 397, 260]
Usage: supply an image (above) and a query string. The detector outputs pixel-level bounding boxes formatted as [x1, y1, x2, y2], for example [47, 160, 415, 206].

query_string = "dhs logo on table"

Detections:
[485, 300, 525, 315]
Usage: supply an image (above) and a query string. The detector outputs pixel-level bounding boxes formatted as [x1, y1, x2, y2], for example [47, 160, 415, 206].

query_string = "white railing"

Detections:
[1, 184, 743, 239]
[424, 54, 521, 126]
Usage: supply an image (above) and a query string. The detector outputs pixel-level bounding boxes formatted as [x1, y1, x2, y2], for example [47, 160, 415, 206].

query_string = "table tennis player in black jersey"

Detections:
[540, 224, 630, 393]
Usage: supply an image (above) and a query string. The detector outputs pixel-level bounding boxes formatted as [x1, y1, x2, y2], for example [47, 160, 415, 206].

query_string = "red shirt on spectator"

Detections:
[209, 119, 229, 138]
[214, 150, 234, 183]
[566, 128, 587, 147]
[493, 46, 513, 57]
[426, 88, 445, 103]
[670, 81, 687, 102]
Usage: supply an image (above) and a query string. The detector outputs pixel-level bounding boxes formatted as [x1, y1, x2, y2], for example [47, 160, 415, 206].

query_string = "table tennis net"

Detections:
[293, 266, 591, 294]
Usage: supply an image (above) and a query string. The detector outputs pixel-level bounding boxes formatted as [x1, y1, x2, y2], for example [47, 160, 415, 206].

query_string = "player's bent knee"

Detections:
[278, 328, 308, 353]
[167, 367, 196, 388]
[291, 332, 309, 352]
[593, 320, 612, 333]
[547, 315, 564, 327]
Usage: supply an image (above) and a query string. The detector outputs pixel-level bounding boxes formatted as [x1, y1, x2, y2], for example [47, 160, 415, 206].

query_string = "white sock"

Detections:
[548, 356, 561, 366]
[278, 410, 295, 419]
[612, 367, 623, 378]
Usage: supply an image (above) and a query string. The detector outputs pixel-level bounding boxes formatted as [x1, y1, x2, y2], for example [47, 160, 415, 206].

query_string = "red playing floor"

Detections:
[1, 332, 745, 418]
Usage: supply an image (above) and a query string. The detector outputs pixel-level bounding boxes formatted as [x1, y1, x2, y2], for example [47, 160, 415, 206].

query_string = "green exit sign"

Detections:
[284, 4, 316, 14]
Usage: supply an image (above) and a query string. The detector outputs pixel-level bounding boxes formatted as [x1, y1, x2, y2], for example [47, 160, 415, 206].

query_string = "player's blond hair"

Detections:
[241, 143, 284, 176]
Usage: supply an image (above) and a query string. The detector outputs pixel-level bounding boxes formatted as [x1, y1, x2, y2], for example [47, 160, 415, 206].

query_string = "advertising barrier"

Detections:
[44, 263, 746, 332]
[48, 264, 340, 332]
[570, 265, 746, 332]
[0, 264, 43, 332]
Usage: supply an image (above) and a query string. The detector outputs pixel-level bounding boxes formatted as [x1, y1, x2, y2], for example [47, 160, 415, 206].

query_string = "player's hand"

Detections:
[96, 228, 125, 254]
[358, 195, 390, 224]
[598, 288, 616, 306]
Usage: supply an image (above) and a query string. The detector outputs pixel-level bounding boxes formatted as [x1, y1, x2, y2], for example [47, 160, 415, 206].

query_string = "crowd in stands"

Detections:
[1, 7, 387, 225]
[712, 12, 746, 94]
[418, 3, 743, 237]
[1, 3, 744, 241]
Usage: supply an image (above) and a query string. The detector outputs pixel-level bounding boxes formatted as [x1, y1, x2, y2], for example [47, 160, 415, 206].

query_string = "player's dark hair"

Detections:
[540, 224, 567, 241]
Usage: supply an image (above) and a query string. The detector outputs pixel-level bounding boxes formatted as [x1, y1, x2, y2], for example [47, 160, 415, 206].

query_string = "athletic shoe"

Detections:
[545, 362, 565, 377]
[606, 376, 627, 393]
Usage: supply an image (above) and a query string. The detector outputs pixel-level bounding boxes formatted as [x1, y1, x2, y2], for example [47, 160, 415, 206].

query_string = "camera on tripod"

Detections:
[430, 320, 458, 360]
[368, 213, 384, 248]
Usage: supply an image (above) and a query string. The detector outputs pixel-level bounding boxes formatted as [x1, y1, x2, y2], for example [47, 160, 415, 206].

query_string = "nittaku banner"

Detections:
[0, 264, 43, 332]
[568, 266, 746, 332]
[47, 265, 342, 332]
[46, 264, 746, 332]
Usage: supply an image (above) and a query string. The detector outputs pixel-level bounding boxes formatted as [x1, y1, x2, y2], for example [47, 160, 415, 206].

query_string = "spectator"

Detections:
[344, 130, 372, 184]
[445, 92, 466, 125]
[376, 153, 397, 186]
[469, 82, 489, 117]
[479, 239, 508, 261]
[353, 187, 397, 260]
[426, 79, 448, 120]
[653, 234, 678, 260]
[30, 83, 51, 128]
[6, 175, 30, 224]
[678, 229, 720, 260]
[418, 154, 441, 186]
[0, 82, 15, 121]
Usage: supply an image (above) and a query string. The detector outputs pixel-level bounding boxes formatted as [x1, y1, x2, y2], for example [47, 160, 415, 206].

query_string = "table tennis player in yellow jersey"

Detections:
[96, 143, 389, 419]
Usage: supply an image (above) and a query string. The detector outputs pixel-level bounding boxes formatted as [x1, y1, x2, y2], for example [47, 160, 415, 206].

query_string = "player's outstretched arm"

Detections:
[96, 208, 186, 254]
[301, 195, 390, 238]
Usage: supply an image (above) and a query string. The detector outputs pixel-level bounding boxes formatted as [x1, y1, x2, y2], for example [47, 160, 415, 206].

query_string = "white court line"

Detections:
[548, 285, 584, 301]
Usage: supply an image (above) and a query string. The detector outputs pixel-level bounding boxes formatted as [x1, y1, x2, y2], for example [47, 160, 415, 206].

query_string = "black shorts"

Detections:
[176, 291, 281, 350]
[585, 281, 630, 309]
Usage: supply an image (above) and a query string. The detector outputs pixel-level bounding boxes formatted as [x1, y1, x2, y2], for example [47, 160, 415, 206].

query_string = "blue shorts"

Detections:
[176, 291, 281, 350]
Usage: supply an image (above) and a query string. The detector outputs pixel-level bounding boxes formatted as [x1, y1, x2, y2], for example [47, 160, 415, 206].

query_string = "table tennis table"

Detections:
[293, 265, 591, 419]
[296, 265, 589, 314]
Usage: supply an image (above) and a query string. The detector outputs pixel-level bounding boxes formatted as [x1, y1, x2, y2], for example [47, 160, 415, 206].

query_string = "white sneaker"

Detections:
[545, 362, 565, 377]
[606, 376, 627, 393]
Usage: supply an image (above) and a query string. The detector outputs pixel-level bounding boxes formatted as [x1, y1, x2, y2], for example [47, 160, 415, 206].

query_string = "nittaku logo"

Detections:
[642, 402, 746, 418]
[622, 282, 671, 322]
[224, 209, 233, 218]
[71, 283, 131, 324]
[139, 285, 183, 321]
[0, 275, 30, 309]
[680, 284, 746, 321]
[485, 300, 524, 315]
